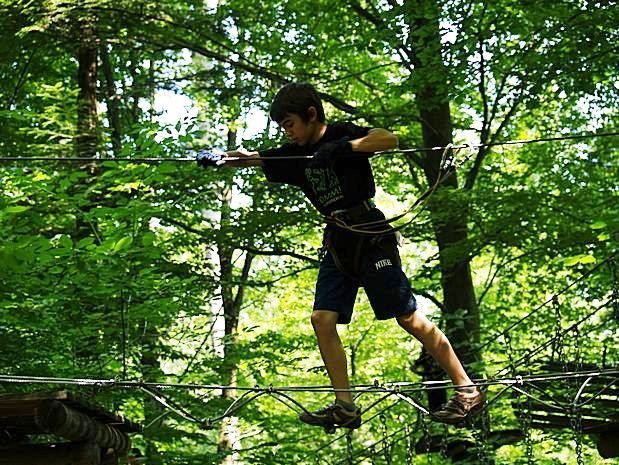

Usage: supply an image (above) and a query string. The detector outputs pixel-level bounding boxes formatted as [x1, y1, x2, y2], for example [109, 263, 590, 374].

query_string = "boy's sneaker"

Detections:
[299, 402, 362, 430]
[431, 387, 485, 425]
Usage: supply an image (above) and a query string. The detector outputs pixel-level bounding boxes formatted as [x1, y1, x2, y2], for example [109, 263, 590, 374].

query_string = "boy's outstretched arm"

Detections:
[350, 128, 399, 153]
[223, 149, 264, 167]
[198, 128, 398, 168]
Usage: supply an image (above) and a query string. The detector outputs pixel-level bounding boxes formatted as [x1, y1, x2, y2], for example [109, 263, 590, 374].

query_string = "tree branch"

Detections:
[477, 2, 489, 141]
[464, 86, 525, 190]
[159, 216, 205, 236]
[238, 246, 320, 265]
[466, 8, 592, 192]
[159, 217, 319, 264]
[410, 287, 446, 313]
[349, 0, 419, 68]
[8, 49, 36, 108]
[233, 252, 255, 310]
[165, 38, 359, 115]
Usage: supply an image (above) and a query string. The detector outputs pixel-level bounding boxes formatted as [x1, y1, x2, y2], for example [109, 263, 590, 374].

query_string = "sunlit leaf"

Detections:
[112, 236, 133, 254]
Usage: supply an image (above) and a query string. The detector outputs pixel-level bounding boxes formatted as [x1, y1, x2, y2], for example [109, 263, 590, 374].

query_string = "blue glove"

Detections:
[196, 149, 226, 168]
[310, 137, 353, 168]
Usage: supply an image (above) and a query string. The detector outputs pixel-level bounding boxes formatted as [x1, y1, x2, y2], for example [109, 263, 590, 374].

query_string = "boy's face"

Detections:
[278, 108, 322, 146]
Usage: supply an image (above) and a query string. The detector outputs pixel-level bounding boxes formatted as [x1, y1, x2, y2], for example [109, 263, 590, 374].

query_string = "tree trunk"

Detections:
[100, 42, 122, 157]
[216, 127, 246, 465]
[406, 0, 481, 408]
[76, 24, 98, 158]
[129, 53, 140, 125]
[141, 321, 164, 462]
[148, 57, 156, 122]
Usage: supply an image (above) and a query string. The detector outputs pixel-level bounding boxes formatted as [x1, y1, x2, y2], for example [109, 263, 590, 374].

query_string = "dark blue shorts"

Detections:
[313, 242, 417, 325]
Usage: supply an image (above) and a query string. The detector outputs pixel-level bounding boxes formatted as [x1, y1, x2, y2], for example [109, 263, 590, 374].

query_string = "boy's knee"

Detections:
[311, 310, 339, 333]
[396, 311, 415, 326]
[397, 311, 427, 334]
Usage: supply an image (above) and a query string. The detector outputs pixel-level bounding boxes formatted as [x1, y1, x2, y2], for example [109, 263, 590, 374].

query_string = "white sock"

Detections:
[336, 399, 357, 411]
[455, 386, 477, 394]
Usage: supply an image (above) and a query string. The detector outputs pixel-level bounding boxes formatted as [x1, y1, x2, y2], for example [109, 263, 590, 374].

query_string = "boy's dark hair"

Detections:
[269, 82, 325, 123]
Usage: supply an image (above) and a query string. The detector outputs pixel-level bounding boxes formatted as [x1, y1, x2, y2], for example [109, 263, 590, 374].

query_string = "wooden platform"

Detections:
[0, 391, 141, 465]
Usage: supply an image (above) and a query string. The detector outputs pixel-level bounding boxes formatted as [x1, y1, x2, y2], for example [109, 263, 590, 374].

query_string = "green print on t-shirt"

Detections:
[305, 166, 344, 207]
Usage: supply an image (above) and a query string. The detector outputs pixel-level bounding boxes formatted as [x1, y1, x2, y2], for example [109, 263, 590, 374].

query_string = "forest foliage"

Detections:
[0, 1, 617, 464]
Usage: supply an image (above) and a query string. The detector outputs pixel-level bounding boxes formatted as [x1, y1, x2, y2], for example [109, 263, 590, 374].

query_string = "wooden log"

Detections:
[38, 400, 130, 454]
[0, 391, 141, 433]
[0, 399, 48, 432]
[0, 441, 101, 465]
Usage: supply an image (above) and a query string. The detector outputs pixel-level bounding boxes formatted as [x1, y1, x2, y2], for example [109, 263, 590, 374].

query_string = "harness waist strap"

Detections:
[329, 200, 375, 219]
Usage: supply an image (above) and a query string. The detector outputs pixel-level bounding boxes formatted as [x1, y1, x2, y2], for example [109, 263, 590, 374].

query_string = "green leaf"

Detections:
[32, 172, 49, 181]
[590, 221, 606, 230]
[158, 163, 178, 174]
[142, 232, 156, 246]
[4, 206, 31, 214]
[564, 254, 596, 266]
[112, 236, 133, 254]
[564, 255, 584, 266]
[58, 235, 73, 250]
[77, 237, 95, 248]
[106, 360, 122, 371]
[579, 255, 596, 264]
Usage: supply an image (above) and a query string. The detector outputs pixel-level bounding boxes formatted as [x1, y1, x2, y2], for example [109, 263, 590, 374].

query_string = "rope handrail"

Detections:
[0, 130, 616, 163]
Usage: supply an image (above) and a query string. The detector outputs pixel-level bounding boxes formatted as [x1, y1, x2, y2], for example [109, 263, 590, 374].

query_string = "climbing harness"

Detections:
[322, 207, 401, 277]
[323, 143, 468, 237]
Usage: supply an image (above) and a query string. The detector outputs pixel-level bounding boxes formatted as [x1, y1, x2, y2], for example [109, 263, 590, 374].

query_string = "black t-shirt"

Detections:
[259, 122, 375, 215]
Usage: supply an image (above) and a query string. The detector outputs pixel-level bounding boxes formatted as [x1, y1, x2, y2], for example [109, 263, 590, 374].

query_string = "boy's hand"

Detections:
[310, 137, 352, 167]
[196, 149, 226, 168]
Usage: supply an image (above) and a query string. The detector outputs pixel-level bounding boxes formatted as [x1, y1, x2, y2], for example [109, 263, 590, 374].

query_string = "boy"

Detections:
[197, 82, 484, 429]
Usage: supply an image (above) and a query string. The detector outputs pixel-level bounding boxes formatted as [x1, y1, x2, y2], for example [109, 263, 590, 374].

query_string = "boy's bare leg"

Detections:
[298, 309, 361, 429]
[396, 310, 484, 423]
[311, 310, 354, 404]
[396, 310, 472, 386]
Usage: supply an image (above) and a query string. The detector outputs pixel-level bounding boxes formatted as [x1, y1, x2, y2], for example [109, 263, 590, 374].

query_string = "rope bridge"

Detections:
[1, 252, 617, 464]
[1, 369, 617, 463]
[0, 313, 615, 463]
